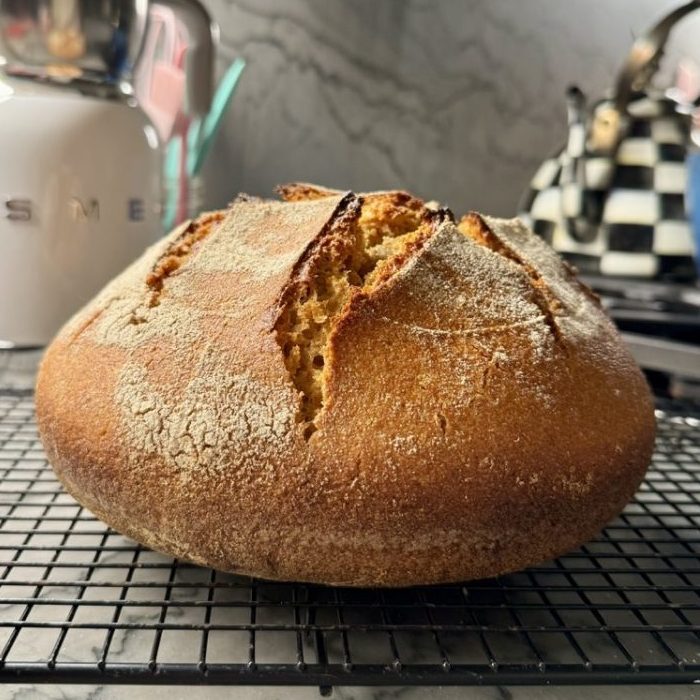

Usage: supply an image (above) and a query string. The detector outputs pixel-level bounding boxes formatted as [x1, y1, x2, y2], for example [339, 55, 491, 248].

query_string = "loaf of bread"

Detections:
[36, 185, 655, 587]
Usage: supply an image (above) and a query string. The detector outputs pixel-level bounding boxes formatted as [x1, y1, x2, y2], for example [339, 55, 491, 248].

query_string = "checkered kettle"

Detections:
[519, 1, 699, 281]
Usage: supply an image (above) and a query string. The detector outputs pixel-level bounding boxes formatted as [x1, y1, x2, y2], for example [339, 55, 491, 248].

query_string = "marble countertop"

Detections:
[1, 684, 698, 699]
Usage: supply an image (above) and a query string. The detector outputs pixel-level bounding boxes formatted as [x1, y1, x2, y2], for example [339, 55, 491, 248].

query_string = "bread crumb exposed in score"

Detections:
[274, 194, 435, 440]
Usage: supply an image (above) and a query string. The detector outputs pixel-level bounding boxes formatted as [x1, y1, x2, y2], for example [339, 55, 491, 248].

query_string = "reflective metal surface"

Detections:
[0, 0, 148, 86]
[0, 0, 215, 109]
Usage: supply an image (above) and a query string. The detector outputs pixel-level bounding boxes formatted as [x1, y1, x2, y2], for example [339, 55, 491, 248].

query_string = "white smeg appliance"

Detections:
[0, 0, 216, 347]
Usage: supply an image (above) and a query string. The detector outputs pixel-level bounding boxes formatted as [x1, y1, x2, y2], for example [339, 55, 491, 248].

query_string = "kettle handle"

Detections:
[152, 0, 218, 117]
[613, 0, 700, 113]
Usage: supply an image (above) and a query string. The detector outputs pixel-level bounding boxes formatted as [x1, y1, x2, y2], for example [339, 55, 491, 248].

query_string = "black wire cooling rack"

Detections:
[0, 389, 698, 693]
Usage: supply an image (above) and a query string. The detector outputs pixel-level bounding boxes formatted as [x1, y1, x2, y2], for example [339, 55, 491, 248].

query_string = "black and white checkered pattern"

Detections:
[519, 96, 697, 281]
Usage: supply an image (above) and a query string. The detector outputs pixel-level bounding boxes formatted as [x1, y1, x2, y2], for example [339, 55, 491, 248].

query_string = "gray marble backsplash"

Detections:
[197, 0, 700, 217]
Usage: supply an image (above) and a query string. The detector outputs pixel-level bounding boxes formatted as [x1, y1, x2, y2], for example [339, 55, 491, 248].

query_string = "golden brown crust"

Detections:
[276, 182, 343, 201]
[36, 186, 655, 587]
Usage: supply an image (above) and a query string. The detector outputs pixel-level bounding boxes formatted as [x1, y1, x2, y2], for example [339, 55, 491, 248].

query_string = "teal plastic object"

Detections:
[189, 57, 246, 176]
[162, 137, 182, 231]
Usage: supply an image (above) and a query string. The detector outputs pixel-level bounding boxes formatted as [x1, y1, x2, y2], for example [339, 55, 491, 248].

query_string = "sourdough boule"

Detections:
[36, 186, 655, 587]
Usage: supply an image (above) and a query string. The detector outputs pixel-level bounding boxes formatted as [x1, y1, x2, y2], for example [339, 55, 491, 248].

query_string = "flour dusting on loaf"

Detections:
[191, 201, 303, 279]
[115, 360, 296, 473]
[36, 184, 656, 587]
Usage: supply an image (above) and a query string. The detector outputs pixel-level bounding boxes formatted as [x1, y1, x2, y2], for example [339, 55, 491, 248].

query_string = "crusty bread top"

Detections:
[55, 186, 640, 484]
